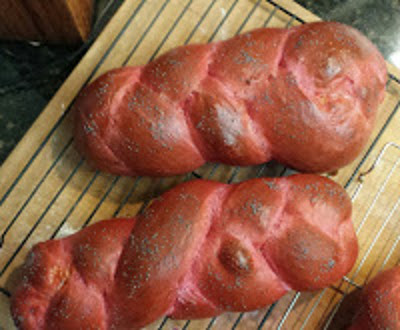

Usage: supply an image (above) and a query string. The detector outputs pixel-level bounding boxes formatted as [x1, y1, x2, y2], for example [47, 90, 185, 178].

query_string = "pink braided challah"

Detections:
[348, 266, 400, 329]
[74, 22, 386, 177]
[11, 175, 358, 329]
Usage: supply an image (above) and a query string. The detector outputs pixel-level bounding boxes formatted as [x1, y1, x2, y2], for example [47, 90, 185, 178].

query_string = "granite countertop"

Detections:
[0, 0, 399, 165]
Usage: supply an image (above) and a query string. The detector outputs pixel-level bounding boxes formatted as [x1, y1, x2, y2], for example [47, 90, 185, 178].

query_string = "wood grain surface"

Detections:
[0, 0, 94, 43]
[0, 0, 400, 329]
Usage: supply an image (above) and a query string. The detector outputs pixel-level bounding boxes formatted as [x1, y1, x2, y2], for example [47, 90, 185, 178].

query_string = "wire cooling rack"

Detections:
[0, 0, 400, 329]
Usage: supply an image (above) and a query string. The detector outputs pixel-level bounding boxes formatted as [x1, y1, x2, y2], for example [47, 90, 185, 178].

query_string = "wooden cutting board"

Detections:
[1, 0, 400, 329]
[0, 0, 94, 43]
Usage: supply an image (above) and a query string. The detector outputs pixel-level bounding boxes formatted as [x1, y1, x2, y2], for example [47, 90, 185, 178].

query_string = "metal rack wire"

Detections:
[1, 0, 400, 329]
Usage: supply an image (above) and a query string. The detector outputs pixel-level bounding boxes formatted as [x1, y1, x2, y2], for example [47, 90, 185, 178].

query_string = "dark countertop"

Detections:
[0, 0, 399, 165]
[295, 0, 400, 63]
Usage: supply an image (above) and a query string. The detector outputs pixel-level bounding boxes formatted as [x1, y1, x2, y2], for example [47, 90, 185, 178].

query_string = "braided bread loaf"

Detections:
[348, 266, 400, 329]
[74, 22, 386, 177]
[11, 175, 358, 329]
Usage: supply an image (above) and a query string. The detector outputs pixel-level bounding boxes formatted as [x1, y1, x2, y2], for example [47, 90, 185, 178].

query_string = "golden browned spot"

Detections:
[218, 238, 253, 276]
[328, 169, 339, 176]
[48, 266, 70, 289]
